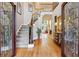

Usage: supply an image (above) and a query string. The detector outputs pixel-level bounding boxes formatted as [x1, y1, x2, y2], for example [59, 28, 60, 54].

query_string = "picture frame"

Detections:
[55, 16, 62, 33]
[17, 2, 22, 15]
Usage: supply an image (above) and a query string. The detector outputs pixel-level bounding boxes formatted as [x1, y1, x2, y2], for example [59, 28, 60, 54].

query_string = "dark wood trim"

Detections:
[61, 2, 67, 57]
[10, 2, 16, 57]
[78, 2, 79, 57]
[29, 19, 33, 44]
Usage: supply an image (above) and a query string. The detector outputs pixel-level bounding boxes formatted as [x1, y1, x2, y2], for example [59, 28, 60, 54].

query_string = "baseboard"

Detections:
[16, 45, 28, 48]
[27, 44, 34, 48]
[61, 53, 66, 57]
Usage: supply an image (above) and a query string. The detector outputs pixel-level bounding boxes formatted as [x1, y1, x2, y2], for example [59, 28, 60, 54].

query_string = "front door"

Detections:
[0, 2, 16, 57]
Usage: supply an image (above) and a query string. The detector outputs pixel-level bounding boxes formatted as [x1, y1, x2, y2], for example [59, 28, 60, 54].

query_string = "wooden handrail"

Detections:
[29, 13, 39, 44]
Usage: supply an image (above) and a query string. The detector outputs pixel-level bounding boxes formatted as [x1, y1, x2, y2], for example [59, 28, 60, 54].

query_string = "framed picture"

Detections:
[55, 16, 62, 33]
[17, 2, 22, 15]
[62, 2, 79, 57]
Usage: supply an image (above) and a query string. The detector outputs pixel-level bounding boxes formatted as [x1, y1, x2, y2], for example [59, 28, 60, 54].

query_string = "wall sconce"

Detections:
[59, 22, 61, 25]
[55, 22, 57, 26]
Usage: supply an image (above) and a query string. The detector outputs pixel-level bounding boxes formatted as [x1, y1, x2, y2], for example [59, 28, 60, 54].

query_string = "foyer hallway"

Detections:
[1, 2, 79, 57]
[16, 34, 61, 57]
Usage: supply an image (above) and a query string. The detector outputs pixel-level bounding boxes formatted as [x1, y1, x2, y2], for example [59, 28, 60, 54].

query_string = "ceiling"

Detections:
[28, 2, 59, 12]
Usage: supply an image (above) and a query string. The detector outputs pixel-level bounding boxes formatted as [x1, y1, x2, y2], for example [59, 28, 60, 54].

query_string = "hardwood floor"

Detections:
[16, 34, 61, 57]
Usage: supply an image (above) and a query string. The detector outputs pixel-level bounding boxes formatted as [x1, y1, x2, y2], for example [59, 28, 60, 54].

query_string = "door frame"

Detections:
[61, 2, 67, 57]
[10, 2, 16, 57]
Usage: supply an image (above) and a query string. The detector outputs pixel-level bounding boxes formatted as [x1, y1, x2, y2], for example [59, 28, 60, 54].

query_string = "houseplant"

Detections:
[36, 28, 41, 39]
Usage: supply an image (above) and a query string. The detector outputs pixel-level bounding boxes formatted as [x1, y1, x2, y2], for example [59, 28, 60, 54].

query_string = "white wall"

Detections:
[13, 2, 32, 34]
[23, 3, 32, 25]
[13, 2, 24, 33]
[13, 2, 32, 47]
[51, 2, 63, 38]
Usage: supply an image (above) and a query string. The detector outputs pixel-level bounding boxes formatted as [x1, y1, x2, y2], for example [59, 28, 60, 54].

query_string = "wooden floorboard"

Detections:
[16, 34, 61, 57]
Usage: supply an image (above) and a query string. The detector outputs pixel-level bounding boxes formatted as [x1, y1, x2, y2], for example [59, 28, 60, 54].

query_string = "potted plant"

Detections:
[36, 28, 41, 39]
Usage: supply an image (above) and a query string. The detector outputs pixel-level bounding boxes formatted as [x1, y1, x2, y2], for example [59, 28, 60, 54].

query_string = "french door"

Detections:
[62, 2, 79, 57]
[0, 2, 16, 57]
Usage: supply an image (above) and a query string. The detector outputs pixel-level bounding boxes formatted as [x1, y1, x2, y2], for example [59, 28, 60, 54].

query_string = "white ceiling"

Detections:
[28, 2, 59, 11]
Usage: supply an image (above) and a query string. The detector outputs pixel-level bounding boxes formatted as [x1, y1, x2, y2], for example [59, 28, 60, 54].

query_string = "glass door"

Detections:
[63, 2, 79, 56]
[0, 2, 15, 57]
